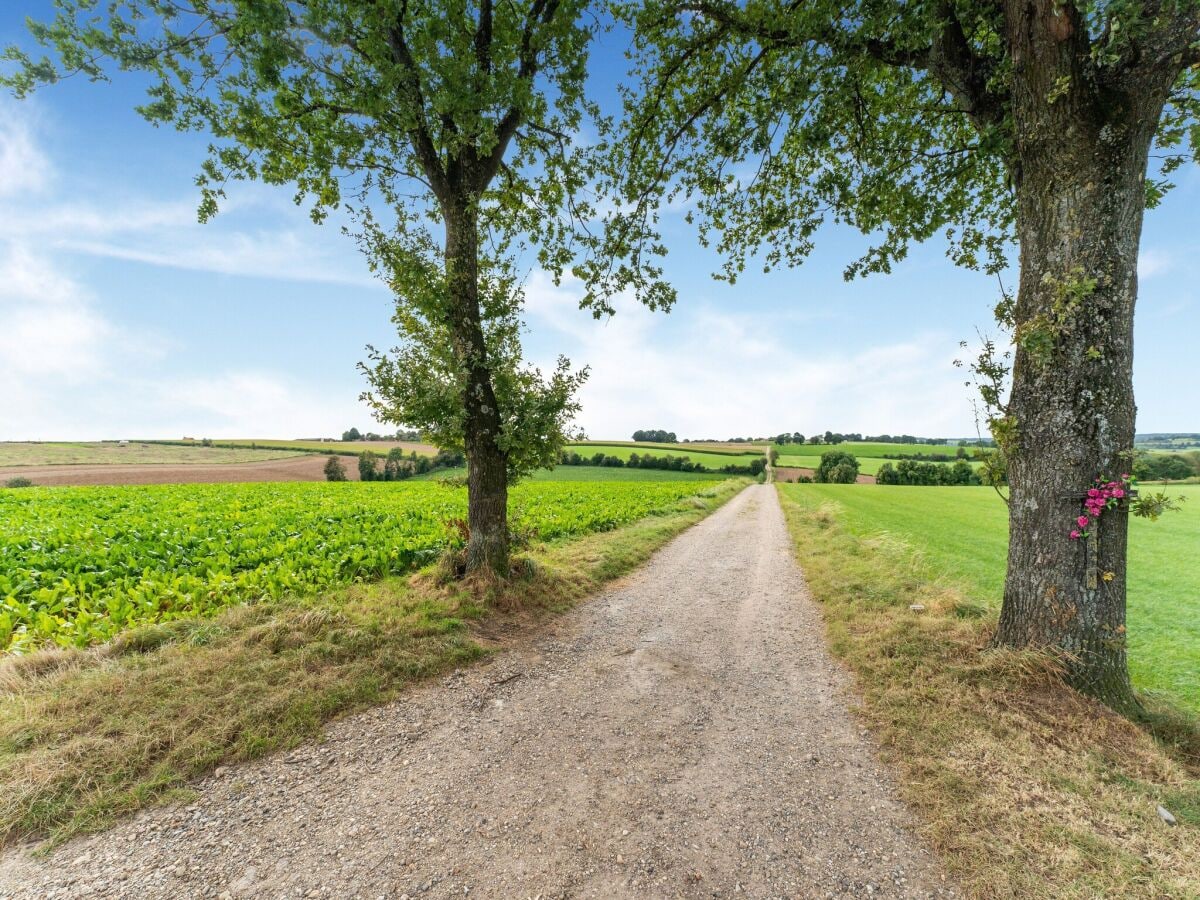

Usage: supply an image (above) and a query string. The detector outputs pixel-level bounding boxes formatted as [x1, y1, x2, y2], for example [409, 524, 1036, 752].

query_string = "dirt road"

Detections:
[0, 485, 950, 899]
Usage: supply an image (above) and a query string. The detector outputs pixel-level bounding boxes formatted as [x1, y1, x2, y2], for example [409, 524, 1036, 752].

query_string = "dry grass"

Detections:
[776, 490, 1199, 898]
[0, 480, 746, 848]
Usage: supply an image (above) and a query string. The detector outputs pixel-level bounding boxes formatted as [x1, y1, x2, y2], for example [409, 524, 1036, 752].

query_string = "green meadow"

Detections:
[777, 483, 1200, 713]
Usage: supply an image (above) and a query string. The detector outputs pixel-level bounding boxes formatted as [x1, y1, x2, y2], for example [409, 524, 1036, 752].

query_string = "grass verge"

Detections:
[775, 485, 1199, 899]
[0, 479, 746, 848]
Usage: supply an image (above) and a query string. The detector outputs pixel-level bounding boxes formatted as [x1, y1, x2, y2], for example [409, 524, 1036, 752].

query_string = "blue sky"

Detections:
[1, 5, 1196, 442]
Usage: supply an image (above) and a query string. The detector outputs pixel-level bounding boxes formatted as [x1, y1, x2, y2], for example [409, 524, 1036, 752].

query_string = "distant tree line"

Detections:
[631, 429, 678, 443]
[325, 449, 465, 482]
[877, 459, 982, 486]
[1135, 433, 1200, 450]
[560, 450, 765, 476]
[1133, 451, 1200, 482]
[770, 431, 955, 446]
[881, 448, 973, 463]
[341, 427, 423, 442]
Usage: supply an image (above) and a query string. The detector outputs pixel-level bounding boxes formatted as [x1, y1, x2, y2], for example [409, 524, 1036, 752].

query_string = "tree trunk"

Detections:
[995, 3, 1169, 710]
[445, 203, 509, 577]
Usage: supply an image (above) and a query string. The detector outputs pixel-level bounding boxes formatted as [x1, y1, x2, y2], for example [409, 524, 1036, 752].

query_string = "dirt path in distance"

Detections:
[0, 484, 951, 899]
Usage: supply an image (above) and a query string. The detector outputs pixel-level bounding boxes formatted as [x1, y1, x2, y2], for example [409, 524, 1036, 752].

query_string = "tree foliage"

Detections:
[4, 0, 617, 574]
[591, 1, 1198, 299]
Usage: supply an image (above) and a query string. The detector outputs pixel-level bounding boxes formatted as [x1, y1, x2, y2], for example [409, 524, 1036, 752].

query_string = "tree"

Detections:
[632, 429, 677, 442]
[597, 0, 1200, 709]
[324, 455, 348, 482]
[814, 451, 860, 484]
[6, 0, 601, 580]
[342, 428, 362, 443]
[358, 451, 380, 482]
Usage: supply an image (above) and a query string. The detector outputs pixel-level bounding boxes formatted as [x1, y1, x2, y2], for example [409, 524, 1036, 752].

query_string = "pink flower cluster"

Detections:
[1069, 474, 1132, 540]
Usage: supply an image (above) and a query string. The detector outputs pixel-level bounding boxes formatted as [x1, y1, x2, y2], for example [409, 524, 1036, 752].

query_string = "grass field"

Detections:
[566, 443, 763, 469]
[775, 454, 890, 475]
[570, 440, 765, 456]
[0, 442, 303, 467]
[774, 483, 1199, 897]
[774, 440, 981, 458]
[780, 484, 1199, 713]
[775, 442, 984, 476]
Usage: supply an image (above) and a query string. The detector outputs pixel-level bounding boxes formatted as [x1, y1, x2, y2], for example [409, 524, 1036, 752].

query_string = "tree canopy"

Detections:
[590, 0, 1199, 296]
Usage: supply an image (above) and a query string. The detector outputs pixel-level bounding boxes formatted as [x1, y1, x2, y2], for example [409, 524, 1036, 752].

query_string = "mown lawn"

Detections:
[782, 484, 1199, 713]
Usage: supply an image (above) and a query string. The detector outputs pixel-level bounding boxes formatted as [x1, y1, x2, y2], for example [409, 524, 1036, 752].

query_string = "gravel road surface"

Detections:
[0, 484, 952, 899]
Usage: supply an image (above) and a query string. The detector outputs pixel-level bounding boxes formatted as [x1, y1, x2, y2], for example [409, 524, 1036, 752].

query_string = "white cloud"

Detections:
[1138, 248, 1173, 280]
[0, 105, 376, 441]
[0, 245, 115, 381]
[523, 271, 977, 439]
[0, 102, 374, 287]
[0, 113, 51, 197]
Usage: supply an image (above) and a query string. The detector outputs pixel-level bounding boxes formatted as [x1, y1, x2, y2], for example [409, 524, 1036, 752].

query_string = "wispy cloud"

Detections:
[523, 271, 974, 438]
[0, 102, 375, 287]
[0, 105, 374, 440]
[1138, 248, 1174, 280]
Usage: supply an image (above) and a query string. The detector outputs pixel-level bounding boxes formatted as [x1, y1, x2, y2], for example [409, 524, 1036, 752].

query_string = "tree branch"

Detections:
[382, 0, 451, 202]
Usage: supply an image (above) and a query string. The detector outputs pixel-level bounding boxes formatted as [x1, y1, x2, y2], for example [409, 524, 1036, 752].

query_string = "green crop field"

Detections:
[150, 438, 438, 457]
[566, 443, 763, 469]
[415, 465, 726, 482]
[0, 442, 304, 468]
[0, 480, 721, 652]
[777, 483, 1200, 713]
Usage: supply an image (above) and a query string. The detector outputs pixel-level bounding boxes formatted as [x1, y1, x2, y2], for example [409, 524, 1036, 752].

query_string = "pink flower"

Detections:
[1070, 530, 1081, 540]
[1087, 488, 1101, 498]
[1077, 515, 1089, 527]
[1114, 489, 1125, 498]
[1121, 474, 1130, 480]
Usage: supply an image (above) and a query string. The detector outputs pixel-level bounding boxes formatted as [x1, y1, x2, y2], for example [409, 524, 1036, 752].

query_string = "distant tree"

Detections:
[792, 433, 805, 445]
[357, 451, 379, 483]
[632, 429, 678, 443]
[342, 428, 362, 443]
[323, 456, 348, 483]
[815, 451, 860, 484]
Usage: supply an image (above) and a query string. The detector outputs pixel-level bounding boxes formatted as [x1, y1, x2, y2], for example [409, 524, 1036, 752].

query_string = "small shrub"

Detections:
[323, 456, 348, 482]
[4, 477, 34, 489]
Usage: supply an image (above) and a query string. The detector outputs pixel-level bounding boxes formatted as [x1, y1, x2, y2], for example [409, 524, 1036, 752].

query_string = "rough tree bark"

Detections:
[445, 202, 510, 577]
[993, 0, 1175, 709]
